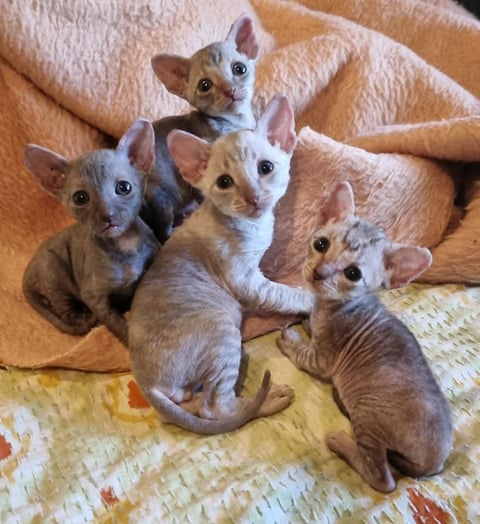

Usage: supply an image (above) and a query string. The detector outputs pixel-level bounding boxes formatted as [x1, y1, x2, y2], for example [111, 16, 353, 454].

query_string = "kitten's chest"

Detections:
[81, 231, 156, 290]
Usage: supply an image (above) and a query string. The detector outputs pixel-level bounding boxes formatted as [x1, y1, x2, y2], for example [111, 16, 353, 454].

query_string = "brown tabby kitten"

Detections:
[129, 94, 314, 435]
[277, 181, 453, 493]
[144, 14, 258, 242]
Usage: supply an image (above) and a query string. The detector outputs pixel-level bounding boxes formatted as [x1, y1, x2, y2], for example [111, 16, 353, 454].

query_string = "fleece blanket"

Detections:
[0, 0, 479, 371]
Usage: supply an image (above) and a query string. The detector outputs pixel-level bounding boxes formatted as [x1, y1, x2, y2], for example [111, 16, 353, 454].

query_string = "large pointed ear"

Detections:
[320, 181, 355, 224]
[167, 130, 210, 185]
[23, 144, 70, 198]
[117, 118, 155, 173]
[226, 14, 258, 59]
[257, 93, 296, 155]
[384, 244, 432, 289]
[151, 54, 191, 97]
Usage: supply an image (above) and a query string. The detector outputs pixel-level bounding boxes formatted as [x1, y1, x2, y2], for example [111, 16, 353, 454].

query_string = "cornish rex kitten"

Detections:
[277, 181, 453, 493]
[145, 14, 258, 241]
[129, 94, 314, 435]
[23, 119, 158, 345]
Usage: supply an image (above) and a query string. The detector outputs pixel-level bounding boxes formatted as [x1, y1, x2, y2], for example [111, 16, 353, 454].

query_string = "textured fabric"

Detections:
[1, 0, 480, 371]
[1, 283, 479, 522]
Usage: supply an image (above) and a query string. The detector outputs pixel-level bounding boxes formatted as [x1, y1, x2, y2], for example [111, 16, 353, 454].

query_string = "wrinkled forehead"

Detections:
[190, 43, 233, 74]
[68, 150, 128, 187]
[312, 217, 386, 252]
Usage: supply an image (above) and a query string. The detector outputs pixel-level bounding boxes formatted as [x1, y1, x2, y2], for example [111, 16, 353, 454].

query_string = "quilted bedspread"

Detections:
[1, 283, 480, 522]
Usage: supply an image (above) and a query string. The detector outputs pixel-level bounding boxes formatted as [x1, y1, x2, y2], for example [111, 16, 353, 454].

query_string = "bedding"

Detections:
[1, 284, 479, 522]
[1, 0, 480, 521]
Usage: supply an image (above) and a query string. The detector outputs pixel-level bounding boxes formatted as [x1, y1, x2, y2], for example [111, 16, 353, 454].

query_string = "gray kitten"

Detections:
[23, 119, 159, 345]
[144, 14, 258, 242]
[277, 181, 453, 493]
[129, 94, 314, 435]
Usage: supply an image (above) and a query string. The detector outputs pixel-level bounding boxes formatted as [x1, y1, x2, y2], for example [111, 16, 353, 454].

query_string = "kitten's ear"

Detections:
[117, 118, 155, 173]
[167, 130, 210, 185]
[151, 54, 191, 97]
[384, 244, 432, 289]
[226, 15, 259, 59]
[320, 181, 355, 224]
[257, 93, 296, 154]
[23, 145, 70, 198]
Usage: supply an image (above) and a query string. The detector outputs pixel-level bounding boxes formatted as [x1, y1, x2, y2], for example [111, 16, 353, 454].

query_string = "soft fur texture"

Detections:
[1, 0, 480, 371]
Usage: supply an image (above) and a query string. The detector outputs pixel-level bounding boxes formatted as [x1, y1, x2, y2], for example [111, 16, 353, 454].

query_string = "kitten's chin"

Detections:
[99, 224, 125, 238]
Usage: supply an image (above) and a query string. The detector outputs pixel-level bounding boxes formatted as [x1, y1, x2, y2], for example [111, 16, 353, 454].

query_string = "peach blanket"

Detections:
[1, 0, 479, 371]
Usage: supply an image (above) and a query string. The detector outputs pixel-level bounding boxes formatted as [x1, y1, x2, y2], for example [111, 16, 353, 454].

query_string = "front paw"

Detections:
[276, 327, 303, 358]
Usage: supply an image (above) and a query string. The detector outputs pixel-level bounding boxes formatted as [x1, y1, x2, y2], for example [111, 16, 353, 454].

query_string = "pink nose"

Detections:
[313, 264, 335, 281]
[246, 195, 258, 207]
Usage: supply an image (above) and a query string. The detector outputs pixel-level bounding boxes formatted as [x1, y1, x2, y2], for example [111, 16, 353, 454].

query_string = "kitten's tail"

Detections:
[144, 370, 272, 435]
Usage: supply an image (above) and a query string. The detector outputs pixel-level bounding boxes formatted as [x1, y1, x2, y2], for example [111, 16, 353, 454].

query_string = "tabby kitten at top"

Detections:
[129, 94, 314, 435]
[144, 14, 259, 241]
[277, 181, 453, 493]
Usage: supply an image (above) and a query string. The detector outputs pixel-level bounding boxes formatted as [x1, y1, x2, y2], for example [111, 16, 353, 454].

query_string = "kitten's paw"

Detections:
[276, 327, 302, 357]
[257, 383, 294, 417]
[326, 430, 353, 457]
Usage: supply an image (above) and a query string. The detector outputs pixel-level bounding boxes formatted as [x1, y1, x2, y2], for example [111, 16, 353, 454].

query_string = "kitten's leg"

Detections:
[244, 274, 314, 316]
[326, 431, 396, 493]
[83, 294, 129, 345]
[24, 266, 97, 335]
[276, 327, 328, 378]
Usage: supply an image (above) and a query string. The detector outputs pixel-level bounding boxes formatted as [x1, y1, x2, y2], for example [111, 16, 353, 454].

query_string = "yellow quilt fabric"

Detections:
[1, 284, 479, 522]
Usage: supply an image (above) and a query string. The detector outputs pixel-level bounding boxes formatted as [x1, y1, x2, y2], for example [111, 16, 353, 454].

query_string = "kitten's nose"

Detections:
[313, 264, 335, 281]
[225, 88, 235, 99]
[245, 193, 259, 207]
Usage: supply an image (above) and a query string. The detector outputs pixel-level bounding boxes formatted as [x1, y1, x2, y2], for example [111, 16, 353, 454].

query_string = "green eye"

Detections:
[344, 265, 362, 282]
[232, 62, 247, 75]
[72, 190, 90, 206]
[198, 78, 212, 92]
[258, 160, 274, 175]
[115, 181, 132, 195]
[313, 237, 330, 253]
[216, 175, 233, 189]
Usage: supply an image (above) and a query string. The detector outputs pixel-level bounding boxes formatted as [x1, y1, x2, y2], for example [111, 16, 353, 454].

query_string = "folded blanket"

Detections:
[1, 0, 479, 371]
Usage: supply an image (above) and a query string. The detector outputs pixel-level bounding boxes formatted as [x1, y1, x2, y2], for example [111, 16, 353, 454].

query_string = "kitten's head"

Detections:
[167, 93, 296, 219]
[304, 182, 432, 301]
[24, 119, 155, 239]
[151, 15, 258, 118]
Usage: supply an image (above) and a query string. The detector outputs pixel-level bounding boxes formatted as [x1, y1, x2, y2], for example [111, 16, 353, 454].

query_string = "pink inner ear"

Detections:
[24, 145, 69, 198]
[118, 119, 155, 173]
[227, 15, 258, 59]
[258, 94, 296, 154]
[151, 54, 190, 96]
[167, 130, 210, 185]
[386, 246, 432, 288]
[321, 182, 355, 224]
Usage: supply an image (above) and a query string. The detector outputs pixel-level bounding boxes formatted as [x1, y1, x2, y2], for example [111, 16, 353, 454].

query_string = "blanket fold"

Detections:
[1, 0, 479, 371]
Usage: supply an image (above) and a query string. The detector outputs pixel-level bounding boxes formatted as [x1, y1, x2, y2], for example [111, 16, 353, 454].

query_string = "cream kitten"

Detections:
[129, 94, 314, 434]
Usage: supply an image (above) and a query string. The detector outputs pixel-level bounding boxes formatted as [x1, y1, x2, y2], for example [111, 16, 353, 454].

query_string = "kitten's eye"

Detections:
[344, 265, 362, 282]
[232, 62, 247, 76]
[72, 190, 90, 206]
[258, 160, 274, 176]
[216, 175, 234, 189]
[116, 181, 132, 195]
[313, 237, 330, 253]
[198, 78, 212, 93]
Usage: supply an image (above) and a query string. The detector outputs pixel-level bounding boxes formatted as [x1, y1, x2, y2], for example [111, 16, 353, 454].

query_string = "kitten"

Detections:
[277, 181, 453, 493]
[129, 94, 314, 435]
[144, 14, 258, 242]
[23, 119, 159, 345]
